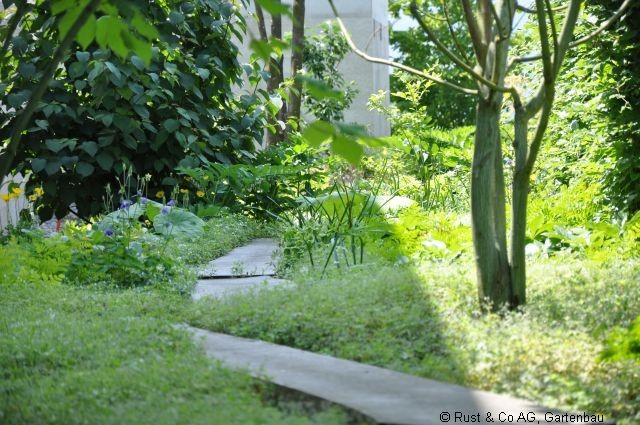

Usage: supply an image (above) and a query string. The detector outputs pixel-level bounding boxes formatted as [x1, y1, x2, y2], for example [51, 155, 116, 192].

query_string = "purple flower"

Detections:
[119, 199, 133, 209]
[140, 197, 148, 205]
[161, 205, 170, 215]
[104, 228, 114, 237]
[167, 199, 176, 207]
[137, 190, 143, 197]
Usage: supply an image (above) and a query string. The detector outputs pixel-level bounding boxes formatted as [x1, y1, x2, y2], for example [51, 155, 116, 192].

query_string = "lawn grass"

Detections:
[0, 213, 346, 424]
[187, 255, 640, 424]
[0, 283, 348, 424]
[169, 213, 274, 266]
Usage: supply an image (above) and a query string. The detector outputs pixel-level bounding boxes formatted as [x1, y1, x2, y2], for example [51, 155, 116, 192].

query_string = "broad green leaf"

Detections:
[169, 10, 185, 25]
[131, 55, 146, 71]
[77, 13, 96, 49]
[131, 12, 158, 39]
[68, 61, 86, 78]
[18, 63, 36, 78]
[79, 141, 98, 156]
[298, 76, 343, 100]
[255, 0, 291, 16]
[249, 39, 272, 61]
[301, 120, 334, 147]
[331, 134, 363, 165]
[163, 119, 180, 132]
[76, 161, 95, 177]
[76, 51, 91, 62]
[153, 208, 205, 238]
[51, 0, 75, 15]
[31, 158, 47, 172]
[95, 152, 114, 170]
[58, 7, 82, 40]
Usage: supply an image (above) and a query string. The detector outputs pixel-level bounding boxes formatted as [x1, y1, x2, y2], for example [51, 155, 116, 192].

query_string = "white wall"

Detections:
[236, 0, 390, 138]
[0, 173, 29, 231]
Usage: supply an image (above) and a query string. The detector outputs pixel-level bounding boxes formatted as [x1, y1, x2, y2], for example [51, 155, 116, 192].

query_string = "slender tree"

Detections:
[327, 0, 631, 311]
[287, 0, 305, 123]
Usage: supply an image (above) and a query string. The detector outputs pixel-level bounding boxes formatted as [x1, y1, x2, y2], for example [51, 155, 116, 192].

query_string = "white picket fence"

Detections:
[0, 173, 30, 230]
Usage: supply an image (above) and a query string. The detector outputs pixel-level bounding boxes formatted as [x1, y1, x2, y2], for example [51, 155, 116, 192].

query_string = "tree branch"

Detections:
[440, 0, 471, 62]
[460, 0, 487, 64]
[253, 1, 268, 41]
[516, 3, 567, 14]
[410, 1, 516, 94]
[510, 0, 631, 67]
[327, 0, 477, 96]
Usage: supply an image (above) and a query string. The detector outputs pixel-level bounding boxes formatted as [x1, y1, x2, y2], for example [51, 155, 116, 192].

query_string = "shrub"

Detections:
[3, 0, 262, 220]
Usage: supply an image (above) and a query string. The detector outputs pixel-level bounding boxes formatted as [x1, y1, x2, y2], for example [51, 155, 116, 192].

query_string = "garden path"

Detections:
[188, 239, 611, 425]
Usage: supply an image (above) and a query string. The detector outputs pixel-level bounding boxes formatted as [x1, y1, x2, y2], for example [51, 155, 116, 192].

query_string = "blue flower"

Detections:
[119, 199, 133, 209]
[161, 205, 170, 215]
[140, 197, 148, 205]
[104, 228, 114, 237]
[137, 190, 143, 197]
[167, 199, 176, 207]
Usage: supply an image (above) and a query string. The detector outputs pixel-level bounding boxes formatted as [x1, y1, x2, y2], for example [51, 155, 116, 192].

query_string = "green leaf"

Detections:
[58, 7, 82, 40]
[163, 119, 180, 132]
[96, 15, 118, 48]
[131, 55, 146, 71]
[51, 0, 75, 15]
[131, 12, 158, 40]
[45, 160, 62, 175]
[153, 208, 205, 238]
[104, 61, 121, 79]
[35, 120, 49, 130]
[133, 104, 149, 119]
[95, 151, 114, 171]
[255, 0, 291, 16]
[18, 63, 36, 78]
[298, 76, 343, 100]
[249, 39, 272, 61]
[76, 161, 95, 177]
[31, 158, 47, 172]
[76, 51, 91, 62]
[301, 120, 334, 147]
[77, 13, 96, 49]
[75, 80, 87, 90]
[79, 141, 98, 157]
[169, 10, 185, 25]
[68, 61, 86, 78]
[331, 134, 363, 165]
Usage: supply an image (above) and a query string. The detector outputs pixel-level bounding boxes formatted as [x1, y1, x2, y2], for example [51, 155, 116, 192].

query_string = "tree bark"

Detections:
[472, 95, 511, 311]
[265, 2, 284, 146]
[287, 0, 305, 123]
[510, 111, 529, 306]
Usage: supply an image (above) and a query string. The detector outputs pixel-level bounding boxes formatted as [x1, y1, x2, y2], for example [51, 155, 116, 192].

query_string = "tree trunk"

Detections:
[510, 111, 529, 307]
[265, 4, 285, 146]
[287, 0, 305, 123]
[471, 95, 512, 311]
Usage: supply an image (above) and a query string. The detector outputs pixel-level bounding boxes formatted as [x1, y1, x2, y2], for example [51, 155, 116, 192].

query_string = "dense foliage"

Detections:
[1, 0, 263, 220]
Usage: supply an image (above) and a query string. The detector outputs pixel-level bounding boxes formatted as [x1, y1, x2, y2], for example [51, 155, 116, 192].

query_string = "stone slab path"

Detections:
[187, 327, 608, 425]
[188, 239, 612, 424]
[193, 276, 288, 301]
[193, 238, 286, 301]
[197, 238, 278, 278]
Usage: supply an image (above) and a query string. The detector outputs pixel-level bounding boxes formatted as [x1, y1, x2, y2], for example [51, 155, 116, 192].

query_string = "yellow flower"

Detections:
[156, 190, 165, 198]
[11, 187, 23, 195]
[196, 190, 205, 198]
[0, 194, 10, 202]
[28, 194, 38, 201]
[34, 187, 44, 196]
[180, 188, 188, 194]
[184, 176, 191, 181]
[203, 175, 209, 180]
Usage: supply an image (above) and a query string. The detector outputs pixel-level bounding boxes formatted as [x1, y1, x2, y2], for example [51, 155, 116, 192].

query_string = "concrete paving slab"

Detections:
[186, 327, 612, 425]
[197, 238, 279, 278]
[192, 277, 289, 301]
